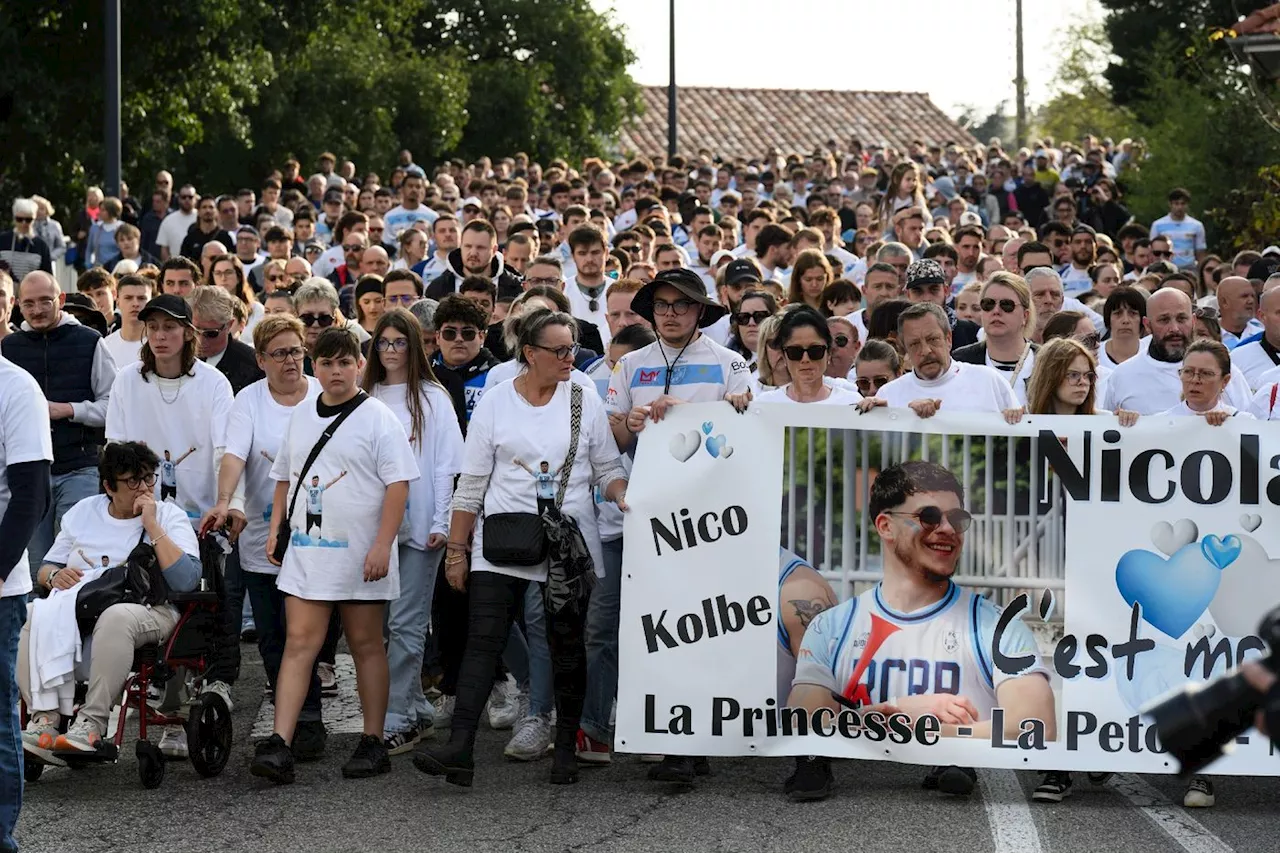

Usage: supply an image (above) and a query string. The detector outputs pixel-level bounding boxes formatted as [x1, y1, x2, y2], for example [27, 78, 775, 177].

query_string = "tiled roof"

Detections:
[616, 86, 978, 160]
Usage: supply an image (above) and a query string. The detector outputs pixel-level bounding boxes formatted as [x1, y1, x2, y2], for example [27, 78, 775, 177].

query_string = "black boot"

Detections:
[412, 735, 475, 787]
[648, 754, 696, 785]
[788, 756, 833, 802]
[550, 745, 580, 785]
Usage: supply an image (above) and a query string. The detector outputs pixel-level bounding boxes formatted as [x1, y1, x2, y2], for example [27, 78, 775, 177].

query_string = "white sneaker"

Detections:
[504, 713, 553, 761]
[202, 679, 234, 712]
[158, 725, 189, 759]
[22, 712, 65, 766]
[433, 694, 456, 730]
[1183, 776, 1215, 808]
[487, 676, 520, 730]
[317, 662, 338, 695]
[53, 718, 103, 753]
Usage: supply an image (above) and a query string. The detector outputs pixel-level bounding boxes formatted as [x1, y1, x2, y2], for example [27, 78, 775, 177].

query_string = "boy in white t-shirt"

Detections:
[252, 327, 417, 785]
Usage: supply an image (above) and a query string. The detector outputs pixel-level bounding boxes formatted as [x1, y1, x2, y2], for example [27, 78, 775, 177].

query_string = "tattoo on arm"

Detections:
[789, 598, 833, 628]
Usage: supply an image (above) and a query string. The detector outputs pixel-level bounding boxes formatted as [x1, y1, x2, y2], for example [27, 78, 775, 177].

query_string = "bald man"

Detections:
[1230, 286, 1280, 388]
[284, 256, 311, 283]
[1001, 237, 1027, 275]
[1, 271, 119, 577]
[359, 245, 391, 278]
[200, 240, 228, 282]
[1104, 288, 1251, 414]
[1216, 275, 1263, 349]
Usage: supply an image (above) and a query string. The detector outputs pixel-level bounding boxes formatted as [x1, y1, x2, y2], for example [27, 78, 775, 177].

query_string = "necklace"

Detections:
[157, 373, 186, 404]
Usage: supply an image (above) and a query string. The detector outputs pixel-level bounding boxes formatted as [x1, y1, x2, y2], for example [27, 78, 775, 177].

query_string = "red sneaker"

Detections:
[574, 729, 612, 764]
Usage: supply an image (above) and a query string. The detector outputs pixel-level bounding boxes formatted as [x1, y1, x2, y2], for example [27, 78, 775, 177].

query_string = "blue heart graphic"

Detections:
[705, 434, 726, 458]
[701, 421, 714, 435]
[1201, 534, 1242, 570]
[1115, 543, 1221, 639]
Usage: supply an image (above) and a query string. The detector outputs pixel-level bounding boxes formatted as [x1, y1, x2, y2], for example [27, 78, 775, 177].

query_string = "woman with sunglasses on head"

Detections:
[756, 307, 860, 405]
[414, 307, 628, 788]
[360, 308, 465, 756]
[726, 289, 778, 368]
[854, 340, 902, 398]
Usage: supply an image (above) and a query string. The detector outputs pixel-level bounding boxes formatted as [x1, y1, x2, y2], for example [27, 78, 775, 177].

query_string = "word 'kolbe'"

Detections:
[642, 594, 771, 653]
[650, 505, 749, 556]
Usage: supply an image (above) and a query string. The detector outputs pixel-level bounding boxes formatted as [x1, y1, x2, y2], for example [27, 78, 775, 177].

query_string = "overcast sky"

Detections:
[592, 0, 1102, 120]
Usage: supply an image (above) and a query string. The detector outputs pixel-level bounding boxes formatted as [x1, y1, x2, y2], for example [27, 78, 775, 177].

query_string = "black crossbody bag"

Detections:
[272, 392, 368, 563]
[76, 529, 169, 633]
[482, 384, 583, 566]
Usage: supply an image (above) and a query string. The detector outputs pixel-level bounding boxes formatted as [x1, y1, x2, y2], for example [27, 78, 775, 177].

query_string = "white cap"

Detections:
[959, 211, 983, 227]
[461, 196, 483, 209]
[710, 249, 734, 267]
[1263, 245, 1280, 258]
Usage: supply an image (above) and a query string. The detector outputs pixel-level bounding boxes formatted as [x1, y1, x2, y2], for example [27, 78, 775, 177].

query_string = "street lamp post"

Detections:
[667, 0, 677, 159]
[105, 0, 121, 198]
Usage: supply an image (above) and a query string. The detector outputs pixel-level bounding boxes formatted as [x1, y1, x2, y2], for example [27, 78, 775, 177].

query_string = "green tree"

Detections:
[1033, 21, 1134, 144]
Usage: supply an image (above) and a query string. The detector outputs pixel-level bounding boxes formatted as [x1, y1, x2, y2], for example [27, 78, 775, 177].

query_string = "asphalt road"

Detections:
[13, 648, 1280, 853]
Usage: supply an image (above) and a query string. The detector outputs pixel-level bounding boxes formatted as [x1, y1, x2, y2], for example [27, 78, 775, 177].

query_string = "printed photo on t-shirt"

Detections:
[291, 469, 350, 548]
[160, 446, 199, 518]
[513, 456, 560, 515]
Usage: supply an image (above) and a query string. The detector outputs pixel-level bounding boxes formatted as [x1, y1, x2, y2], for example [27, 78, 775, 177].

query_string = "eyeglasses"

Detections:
[343, 243, 364, 253]
[197, 323, 229, 339]
[980, 298, 1019, 314]
[783, 344, 829, 362]
[179, 194, 195, 201]
[883, 506, 973, 533]
[123, 472, 159, 489]
[1152, 250, 1173, 259]
[529, 342, 580, 361]
[387, 294, 417, 306]
[13, 217, 32, 224]
[1073, 332, 1101, 350]
[833, 334, 851, 348]
[1179, 367, 1221, 381]
[1193, 306, 1220, 320]
[855, 375, 892, 393]
[299, 312, 336, 328]
[1064, 369, 1097, 385]
[439, 327, 479, 342]
[266, 346, 306, 363]
[733, 310, 771, 326]
[618, 244, 641, 254]
[653, 298, 696, 316]
[524, 276, 561, 288]
[266, 273, 287, 283]
[375, 337, 409, 352]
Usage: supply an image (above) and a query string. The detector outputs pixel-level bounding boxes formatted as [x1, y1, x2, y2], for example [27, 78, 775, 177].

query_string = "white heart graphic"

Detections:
[1208, 534, 1280, 636]
[668, 430, 701, 462]
[720, 445, 734, 459]
[1241, 513, 1262, 533]
[1150, 519, 1198, 557]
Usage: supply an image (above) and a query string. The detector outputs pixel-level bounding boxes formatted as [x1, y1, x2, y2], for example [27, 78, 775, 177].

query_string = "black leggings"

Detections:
[450, 571, 586, 751]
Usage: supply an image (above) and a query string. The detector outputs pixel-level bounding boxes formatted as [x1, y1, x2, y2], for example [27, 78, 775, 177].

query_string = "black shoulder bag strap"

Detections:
[284, 392, 369, 525]
[554, 383, 584, 508]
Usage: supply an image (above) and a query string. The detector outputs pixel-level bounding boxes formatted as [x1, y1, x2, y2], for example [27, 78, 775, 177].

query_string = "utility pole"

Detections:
[105, 0, 122, 197]
[667, 0, 677, 159]
[1014, 0, 1027, 147]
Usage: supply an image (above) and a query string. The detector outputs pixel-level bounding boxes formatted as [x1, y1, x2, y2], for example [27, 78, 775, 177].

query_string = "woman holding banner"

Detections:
[756, 308, 860, 405]
[1163, 339, 1255, 425]
[1002, 338, 1139, 427]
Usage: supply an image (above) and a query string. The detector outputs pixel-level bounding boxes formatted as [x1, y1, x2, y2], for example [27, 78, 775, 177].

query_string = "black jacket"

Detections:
[211, 339, 265, 395]
[952, 340, 1039, 366]
[950, 318, 980, 350]
[483, 319, 604, 363]
[425, 249, 523, 302]
[179, 224, 236, 262]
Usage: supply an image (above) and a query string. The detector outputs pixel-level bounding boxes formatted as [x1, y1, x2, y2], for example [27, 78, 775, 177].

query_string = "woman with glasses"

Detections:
[756, 307, 860, 405]
[1165, 339, 1252, 424]
[209, 253, 265, 338]
[20, 441, 202, 759]
[1002, 338, 1137, 423]
[199, 315, 327, 760]
[414, 308, 628, 788]
[726, 289, 778, 367]
[262, 258, 290, 293]
[854, 340, 902, 397]
[354, 276, 386, 337]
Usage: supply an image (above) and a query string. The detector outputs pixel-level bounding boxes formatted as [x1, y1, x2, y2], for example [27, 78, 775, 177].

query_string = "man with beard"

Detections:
[179, 197, 235, 263]
[785, 460, 1054, 801]
[383, 168, 438, 241]
[1103, 288, 1252, 414]
[564, 225, 612, 346]
[1059, 224, 1097, 296]
[857, 302, 1018, 417]
[1215, 275, 1263, 350]
[424, 220, 521, 302]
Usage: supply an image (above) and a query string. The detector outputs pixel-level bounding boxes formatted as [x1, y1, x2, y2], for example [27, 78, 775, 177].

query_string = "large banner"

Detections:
[616, 403, 1280, 775]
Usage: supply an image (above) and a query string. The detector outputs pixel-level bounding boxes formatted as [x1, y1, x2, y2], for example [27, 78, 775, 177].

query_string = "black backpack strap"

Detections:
[284, 393, 369, 526]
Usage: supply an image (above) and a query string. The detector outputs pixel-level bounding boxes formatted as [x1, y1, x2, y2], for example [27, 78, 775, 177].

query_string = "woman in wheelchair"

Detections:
[19, 441, 201, 760]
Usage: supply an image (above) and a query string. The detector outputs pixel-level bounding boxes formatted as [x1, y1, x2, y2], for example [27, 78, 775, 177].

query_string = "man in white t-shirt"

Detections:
[1103, 288, 1251, 414]
[0, 351, 53, 849]
[845, 262, 903, 344]
[1059, 225, 1097, 296]
[1149, 187, 1206, 270]
[103, 274, 151, 370]
[155, 185, 199, 261]
[857, 302, 1018, 417]
[564, 225, 612, 347]
[1230, 286, 1280, 388]
[383, 169, 438, 241]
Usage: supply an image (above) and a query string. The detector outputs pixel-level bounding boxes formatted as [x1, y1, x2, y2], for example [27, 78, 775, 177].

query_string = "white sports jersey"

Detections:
[794, 582, 1045, 718]
[776, 549, 808, 703]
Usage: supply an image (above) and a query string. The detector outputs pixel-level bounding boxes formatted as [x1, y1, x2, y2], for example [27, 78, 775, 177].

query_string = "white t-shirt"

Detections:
[240, 301, 266, 340]
[464, 380, 619, 582]
[223, 377, 321, 575]
[564, 276, 612, 348]
[384, 205, 438, 240]
[1102, 351, 1253, 416]
[1159, 401, 1255, 420]
[156, 209, 197, 258]
[1228, 340, 1280, 390]
[0, 355, 53, 598]
[270, 395, 420, 600]
[103, 330, 145, 371]
[371, 381, 465, 552]
[1095, 336, 1149, 372]
[606, 334, 752, 414]
[756, 381, 862, 405]
[844, 308, 869, 344]
[983, 344, 1036, 406]
[1150, 214, 1206, 268]
[483, 360, 594, 392]
[105, 361, 233, 523]
[44, 495, 200, 573]
[877, 361, 1019, 413]
[1059, 264, 1093, 296]
[1247, 382, 1280, 420]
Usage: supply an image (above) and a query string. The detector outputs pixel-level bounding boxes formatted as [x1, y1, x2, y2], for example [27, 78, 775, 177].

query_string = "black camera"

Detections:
[1147, 606, 1280, 776]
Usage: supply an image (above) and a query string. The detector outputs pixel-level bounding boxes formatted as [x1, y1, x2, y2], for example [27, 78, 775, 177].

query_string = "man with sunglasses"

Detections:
[190, 285, 264, 395]
[825, 317, 861, 381]
[430, 295, 501, 422]
[786, 461, 1054, 801]
[293, 279, 369, 373]
[156, 185, 199, 262]
[1150, 187, 1206, 270]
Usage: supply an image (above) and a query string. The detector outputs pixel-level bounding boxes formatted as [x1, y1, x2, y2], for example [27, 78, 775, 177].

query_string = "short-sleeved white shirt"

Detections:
[0, 355, 53, 597]
[1103, 351, 1253, 415]
[877, 361, 1019, 413]
[606, 334, 752, 414]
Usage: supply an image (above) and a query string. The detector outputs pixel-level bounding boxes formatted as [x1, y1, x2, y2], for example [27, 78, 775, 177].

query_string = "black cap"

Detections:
[238, 224, 260, 239]
[137, 294, 193, 326]
[1071, 223, 1097, 238]
[724, 258, 763, 287]
[630, 268, 727, 328]
[905, 258, 946, 290]
[62, 293, 110, 338]
[323, 188, 344, 203]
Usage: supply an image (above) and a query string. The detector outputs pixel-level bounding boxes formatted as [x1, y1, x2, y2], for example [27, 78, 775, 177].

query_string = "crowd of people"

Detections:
[2, 134, 1278, 848]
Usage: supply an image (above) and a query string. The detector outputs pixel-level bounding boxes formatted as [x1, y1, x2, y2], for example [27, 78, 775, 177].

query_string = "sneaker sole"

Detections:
[1184, 795, 1215, 808]
[23, 742, 67, 767]
[1032, 790, 1070, 803]
[504, 745, 551, 762]
[249, 762, 295, 785]
[575, 751, 612, 765]
[385, 735, 420, 756]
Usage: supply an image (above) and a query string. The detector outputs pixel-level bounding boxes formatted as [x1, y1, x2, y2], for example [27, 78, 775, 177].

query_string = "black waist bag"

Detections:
[76, 535, 170, 634]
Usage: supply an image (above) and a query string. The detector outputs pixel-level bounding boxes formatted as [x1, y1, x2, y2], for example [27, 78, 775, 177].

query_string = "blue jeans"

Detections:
[384, 544, 443, 733]
[502, 584, 554, 717]
[26, 467, 99, 581]
[1, 596, 28, 852]
[581, 536, 623, 743]
[243, 571, 321, 722]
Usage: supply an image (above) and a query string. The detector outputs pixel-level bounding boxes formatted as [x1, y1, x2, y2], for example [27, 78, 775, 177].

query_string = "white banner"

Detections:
[616, 402, 1280, 775]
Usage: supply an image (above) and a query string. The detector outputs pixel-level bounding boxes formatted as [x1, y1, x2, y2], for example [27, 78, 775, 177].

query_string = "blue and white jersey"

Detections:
[160, 459, 177, 487]
[605, 335, 751, 414]
[383, 204, 438, 240]
[306, 485, 325, 515]
[776, 548, 809, 703]
[793, 582, 1045, 718]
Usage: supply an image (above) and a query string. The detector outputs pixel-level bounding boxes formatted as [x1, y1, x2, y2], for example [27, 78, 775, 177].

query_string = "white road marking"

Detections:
[250, 654, 365, 738]
[1109, 774, 1234, 853]
[978, 769, 1044, 853]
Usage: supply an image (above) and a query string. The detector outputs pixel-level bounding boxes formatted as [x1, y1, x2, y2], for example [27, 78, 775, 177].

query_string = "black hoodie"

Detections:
[425, 248, 524, 302]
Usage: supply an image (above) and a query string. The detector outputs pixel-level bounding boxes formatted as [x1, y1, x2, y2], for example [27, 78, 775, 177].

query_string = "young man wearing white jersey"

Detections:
[787, 461, 1055, 801]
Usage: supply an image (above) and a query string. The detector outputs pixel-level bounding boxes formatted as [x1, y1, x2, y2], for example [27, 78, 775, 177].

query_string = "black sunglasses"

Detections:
[884, 506, 973, 533]
[782, 344, 828, 362]
[734, 310, 772, 326]
[855, 375, 891, 392]
[197, 323, 229, 339]
[833, 334, 851, 348]
[1151, 250, 1173, 259]
[440, 327, 479, 342]
[980, 298, 1019, 314]
[299, 312, 336, 328]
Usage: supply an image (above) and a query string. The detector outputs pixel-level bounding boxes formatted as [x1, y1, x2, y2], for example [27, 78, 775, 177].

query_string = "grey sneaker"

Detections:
[504, 713, 553, 761]
[433, 694, 455, 730]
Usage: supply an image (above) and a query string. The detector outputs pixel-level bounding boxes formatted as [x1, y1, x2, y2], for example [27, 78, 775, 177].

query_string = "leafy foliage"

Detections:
[1033, 21, 1134, 145]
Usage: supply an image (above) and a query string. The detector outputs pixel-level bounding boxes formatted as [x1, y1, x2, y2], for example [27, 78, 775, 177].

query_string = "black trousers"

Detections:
[451, 571, 586, 751]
